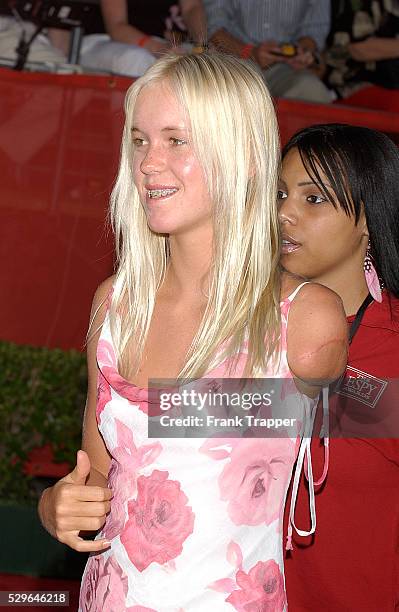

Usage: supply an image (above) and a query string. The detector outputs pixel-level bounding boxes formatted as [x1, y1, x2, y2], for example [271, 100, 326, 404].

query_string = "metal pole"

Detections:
[68, 25, 83, 64]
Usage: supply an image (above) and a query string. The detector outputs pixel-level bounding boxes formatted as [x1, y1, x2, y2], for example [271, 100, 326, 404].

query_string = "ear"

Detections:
[358, 209, 369, 238]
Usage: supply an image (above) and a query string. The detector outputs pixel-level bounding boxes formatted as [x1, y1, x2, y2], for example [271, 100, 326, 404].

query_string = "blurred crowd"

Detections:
[0, 0, 398, 102]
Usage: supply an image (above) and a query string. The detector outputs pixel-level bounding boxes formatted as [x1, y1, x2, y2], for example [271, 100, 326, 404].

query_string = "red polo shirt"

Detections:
[284, 292, 399, 612]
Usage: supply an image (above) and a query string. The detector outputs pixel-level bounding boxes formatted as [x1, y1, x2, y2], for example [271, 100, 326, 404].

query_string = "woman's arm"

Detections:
[349, 37, 399, 62]
[38, 277, 114, 552]
[180, 0, 207, 44]
[47, 29, 70, 57]
[81, 279, 114, 487]
[100, 0, 170, 54]
[286, 283, 348, 397]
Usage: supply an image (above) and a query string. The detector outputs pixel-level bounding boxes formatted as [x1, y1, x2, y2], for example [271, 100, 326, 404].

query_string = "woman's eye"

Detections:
[170, 137, 187, 146]
[132, 137, 146, 147]
[307, 194, 326, 204]
[277, 189, 287, 200]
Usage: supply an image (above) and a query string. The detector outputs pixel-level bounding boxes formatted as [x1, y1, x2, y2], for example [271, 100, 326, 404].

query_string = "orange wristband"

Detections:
[137, 35, 151, 48]
[240, 43, 254, 59]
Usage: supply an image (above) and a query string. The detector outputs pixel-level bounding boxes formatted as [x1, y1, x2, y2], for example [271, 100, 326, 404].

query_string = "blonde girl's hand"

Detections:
[38, 450, 112, 552]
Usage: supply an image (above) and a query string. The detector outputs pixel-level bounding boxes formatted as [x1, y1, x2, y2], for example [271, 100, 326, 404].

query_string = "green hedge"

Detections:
[0, 341, 87, 505]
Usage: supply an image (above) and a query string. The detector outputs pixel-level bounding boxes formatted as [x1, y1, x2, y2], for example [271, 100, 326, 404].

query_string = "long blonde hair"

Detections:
[109, 52, 281, 379]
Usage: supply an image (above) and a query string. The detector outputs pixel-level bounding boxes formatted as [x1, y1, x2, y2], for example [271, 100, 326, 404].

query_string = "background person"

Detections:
[327, 0, 399, 96]
[0, 15, 66, 66]
[278, 123, 399, 611]
[38, 53, 347, 610]
[204, 0, 334, 102]
[79, 0, 207, 76]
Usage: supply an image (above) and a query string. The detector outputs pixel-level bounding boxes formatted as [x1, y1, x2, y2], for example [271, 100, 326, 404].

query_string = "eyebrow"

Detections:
[297, 180, 331, 188]
[131, 126, 187, 133]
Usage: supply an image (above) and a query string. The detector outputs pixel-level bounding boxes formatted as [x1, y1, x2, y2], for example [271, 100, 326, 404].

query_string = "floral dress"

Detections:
[79, 283, 318, 611]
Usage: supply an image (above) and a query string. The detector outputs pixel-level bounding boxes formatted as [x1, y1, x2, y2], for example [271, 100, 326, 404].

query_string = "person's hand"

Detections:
[286, 44, 314, 70]
[38, 450, 112, 552]
[252, 40, 282, 69]
[348, 37, 382, 62]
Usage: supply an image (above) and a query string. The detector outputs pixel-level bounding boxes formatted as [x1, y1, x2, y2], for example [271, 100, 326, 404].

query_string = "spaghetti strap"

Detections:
[285, 281, 311, 303]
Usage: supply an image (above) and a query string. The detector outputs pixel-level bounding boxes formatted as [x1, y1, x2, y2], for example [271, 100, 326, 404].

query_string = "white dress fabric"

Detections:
[79, 283, 318, 611]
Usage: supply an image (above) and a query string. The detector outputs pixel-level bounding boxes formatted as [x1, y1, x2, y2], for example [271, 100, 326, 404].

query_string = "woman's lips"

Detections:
[281, 235, 301, 254]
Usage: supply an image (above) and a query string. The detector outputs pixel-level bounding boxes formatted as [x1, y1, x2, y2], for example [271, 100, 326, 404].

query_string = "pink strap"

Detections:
[304, 437, 329, 486]
[304, 386, 330, 487]
[285, 523, 293, 551]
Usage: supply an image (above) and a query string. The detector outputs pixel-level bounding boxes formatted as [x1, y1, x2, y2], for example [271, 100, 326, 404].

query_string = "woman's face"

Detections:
[278, 148, 368, 284]
[132, 80, 212, 237]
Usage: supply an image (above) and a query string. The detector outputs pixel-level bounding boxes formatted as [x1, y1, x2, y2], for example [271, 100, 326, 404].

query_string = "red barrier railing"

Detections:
[0, 68, 398, 350]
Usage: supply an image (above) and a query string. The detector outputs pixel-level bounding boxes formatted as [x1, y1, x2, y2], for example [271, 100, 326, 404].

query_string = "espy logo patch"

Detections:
[336, 366, 388, 409]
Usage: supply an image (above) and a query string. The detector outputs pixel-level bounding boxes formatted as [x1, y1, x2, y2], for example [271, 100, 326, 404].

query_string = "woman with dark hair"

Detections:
[279, 123, 399, 611]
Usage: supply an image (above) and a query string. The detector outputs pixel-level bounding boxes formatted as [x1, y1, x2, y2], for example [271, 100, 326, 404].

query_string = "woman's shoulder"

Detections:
[281, 272, 343, 308]
[87, 275, 115, 340]
[92, 275, 115, 309]
[286, 280, 348, 353]
[283, 277, 348, 386]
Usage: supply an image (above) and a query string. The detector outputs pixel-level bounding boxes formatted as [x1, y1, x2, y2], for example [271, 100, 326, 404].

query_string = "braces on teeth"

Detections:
[148, 189, 177, 198]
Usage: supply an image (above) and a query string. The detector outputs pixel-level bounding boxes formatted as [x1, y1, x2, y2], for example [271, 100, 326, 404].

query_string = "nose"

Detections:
[278, 196, 297, 226]
[140, 144, 166, 174]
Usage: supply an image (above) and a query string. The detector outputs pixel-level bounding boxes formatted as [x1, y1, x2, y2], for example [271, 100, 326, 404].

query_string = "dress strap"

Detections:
[285, 281, 311, 303]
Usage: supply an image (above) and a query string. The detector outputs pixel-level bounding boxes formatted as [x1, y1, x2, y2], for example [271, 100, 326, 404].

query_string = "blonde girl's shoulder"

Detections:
[92, 275, 115, 310]
[87, 275, 115, 342]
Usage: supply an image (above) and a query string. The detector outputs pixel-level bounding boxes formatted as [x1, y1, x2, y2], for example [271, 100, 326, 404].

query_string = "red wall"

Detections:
[1, 68, 398, 350]
[0, 70, 128, 350]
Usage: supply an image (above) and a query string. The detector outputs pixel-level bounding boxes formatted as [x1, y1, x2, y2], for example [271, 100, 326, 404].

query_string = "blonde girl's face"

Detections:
[131, 80, 213, 238]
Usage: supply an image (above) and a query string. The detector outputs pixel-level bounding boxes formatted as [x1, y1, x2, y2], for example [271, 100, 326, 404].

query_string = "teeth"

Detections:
[148, 188, 178, 198]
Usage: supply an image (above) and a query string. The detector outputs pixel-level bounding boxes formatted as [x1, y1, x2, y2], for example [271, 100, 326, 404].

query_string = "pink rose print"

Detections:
[226, 560, 286, 612]
[97, 338, 123, 391]
[121, 470, 195, 572]
[209, 541, 286, 612]
[79, 553, 105, 611]
[80, 553, 154, 611]
[103, 419, 162, 540]
[103, 458, 128, 541]
[97, 337, 117, 370]
[97, 370, 112, 421]
[97, 338, 120, 400]
[97, 337, 150, 408]
[200, 437, 295, 525]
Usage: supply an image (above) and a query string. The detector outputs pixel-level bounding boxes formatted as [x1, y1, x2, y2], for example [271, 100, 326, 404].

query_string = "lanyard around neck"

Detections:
[349, 293, 374, 344]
